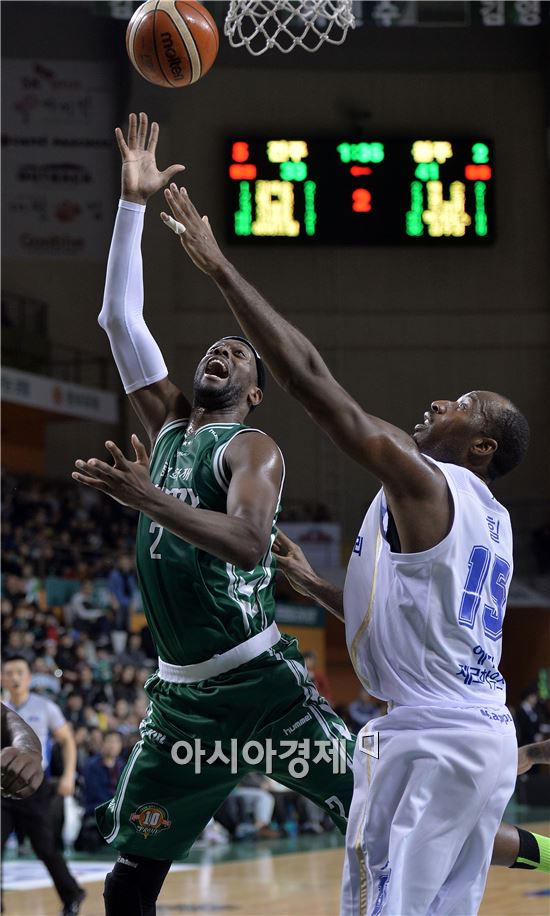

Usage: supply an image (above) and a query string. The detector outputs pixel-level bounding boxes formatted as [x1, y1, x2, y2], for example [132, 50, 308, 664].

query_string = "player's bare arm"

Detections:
[1, 702, 43, 799]
[517, 738, 550, 774]
[273, 529, 344, 621]
[162, 185, 451, 553]
[72, 432, 283, 571]
[100, 112, 189, 445]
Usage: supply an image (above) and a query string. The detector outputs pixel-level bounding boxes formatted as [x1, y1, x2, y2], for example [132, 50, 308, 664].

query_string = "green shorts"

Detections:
[96, 635, 356, 860]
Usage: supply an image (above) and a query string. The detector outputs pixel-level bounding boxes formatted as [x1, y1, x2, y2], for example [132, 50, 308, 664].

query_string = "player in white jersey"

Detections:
[161, 186, 540, 914]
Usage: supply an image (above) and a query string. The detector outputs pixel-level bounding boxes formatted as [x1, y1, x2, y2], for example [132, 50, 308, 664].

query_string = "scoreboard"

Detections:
[226, 137, 494, 245]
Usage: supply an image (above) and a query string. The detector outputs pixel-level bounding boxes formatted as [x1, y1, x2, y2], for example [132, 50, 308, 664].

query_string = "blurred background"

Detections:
[1, 0, 550, 870]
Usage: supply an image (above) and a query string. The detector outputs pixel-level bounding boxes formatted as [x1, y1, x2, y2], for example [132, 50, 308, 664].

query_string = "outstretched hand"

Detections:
[273, 529, 316, 597]
[72, 435, 155, 511]
[160, 183, 227, 276]
[116, 112, 185, 205]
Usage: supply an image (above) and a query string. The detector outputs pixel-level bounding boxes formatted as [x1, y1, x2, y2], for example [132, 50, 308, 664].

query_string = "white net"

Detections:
[224, 1, 356, 56]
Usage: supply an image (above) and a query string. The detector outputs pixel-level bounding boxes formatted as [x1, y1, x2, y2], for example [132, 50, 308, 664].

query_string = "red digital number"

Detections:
[232, 142, 249, 163]
[352, 189, 372, 213]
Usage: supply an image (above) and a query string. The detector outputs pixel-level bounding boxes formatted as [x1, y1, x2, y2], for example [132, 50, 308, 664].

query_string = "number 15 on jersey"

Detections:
[458, 545, 511, 642]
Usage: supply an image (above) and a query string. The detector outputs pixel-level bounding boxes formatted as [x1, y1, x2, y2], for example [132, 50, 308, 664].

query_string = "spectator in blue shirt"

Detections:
[82, 731, 125, 816]
[107, 555, 138, 632]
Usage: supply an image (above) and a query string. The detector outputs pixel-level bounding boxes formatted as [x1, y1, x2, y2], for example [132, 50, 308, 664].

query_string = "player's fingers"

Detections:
[1, 776, 21, 797]
[12, 759, 39, 791]
[127, 112, 137, 147]
[273, 538, 289, 558]
[161, 212, 186, 236]
[72, 471, 110, 492]
[13, 783, 35, 799]
[273, 551, 296, 572]
[6, 770, 37, 799]
[131, 434, 149, 463]
[1, 768, 18, 793]
[147, 120, 159, 154]
[171, 183, 196, 210]
[274, 554, 290, 569]
[75, 458, 114, 479]
[273, 529, 295, 553]
[162, 163, 186, 184]
[164, 197, 199, 238]
[16, 765, 43, 796]
[104, 440, 128, 467]
[174, 185, 204, 229]
[164, 184, 189, 219]
[1, 760, 25, 794]
[115, 127, 130, 158]
[164, 188, 186, 229]
[137, 111, 148, 148]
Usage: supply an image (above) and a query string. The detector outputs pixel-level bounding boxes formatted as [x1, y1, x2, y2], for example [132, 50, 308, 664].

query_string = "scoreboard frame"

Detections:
[225, 135, 495, 246]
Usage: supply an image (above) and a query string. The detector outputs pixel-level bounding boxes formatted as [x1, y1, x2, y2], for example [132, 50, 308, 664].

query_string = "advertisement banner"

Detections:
[2, 59, 116, 259]
[1, 366, 119, 423]
[279, 522, 342, 570]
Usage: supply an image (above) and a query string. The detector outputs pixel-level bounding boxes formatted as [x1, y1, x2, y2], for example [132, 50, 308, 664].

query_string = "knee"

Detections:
[104, 867, 141, 915]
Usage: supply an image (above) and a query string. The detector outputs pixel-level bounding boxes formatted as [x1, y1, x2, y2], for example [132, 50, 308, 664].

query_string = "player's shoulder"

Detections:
[425, 458, 511, 544]
[223, 427, 283, 466]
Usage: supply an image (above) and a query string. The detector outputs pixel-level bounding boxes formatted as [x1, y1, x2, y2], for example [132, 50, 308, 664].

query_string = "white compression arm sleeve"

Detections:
[98, 199, 168, 394]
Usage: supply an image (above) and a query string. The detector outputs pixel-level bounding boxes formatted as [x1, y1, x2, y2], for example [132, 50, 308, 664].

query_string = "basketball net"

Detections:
[224, 1, 356, 56]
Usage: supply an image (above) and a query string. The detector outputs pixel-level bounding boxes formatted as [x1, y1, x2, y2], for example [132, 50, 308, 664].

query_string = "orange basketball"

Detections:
[126, 0, 219, 89]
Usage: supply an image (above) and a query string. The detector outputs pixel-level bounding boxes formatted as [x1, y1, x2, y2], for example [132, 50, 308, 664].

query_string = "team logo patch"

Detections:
[130, 803, 172, 839]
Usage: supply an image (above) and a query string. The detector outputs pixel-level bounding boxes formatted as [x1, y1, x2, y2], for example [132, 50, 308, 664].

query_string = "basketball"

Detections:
[126, 0, 219, 89]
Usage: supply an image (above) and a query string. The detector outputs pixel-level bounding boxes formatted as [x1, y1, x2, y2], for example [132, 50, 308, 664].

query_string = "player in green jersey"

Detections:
[71, 113, 355, 916]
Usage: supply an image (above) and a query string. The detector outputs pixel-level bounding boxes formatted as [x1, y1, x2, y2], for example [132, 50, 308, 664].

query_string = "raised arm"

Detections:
[161, 187, 450, 552]
[73, 431, 283, 571]
[99, 113, 189, 445]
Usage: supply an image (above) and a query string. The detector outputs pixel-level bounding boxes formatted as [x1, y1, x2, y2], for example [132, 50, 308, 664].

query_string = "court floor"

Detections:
[3, 820, 549, 915]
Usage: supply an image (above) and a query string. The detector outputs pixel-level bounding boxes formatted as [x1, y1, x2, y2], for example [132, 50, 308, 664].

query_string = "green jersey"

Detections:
[136, 420, 283, 666]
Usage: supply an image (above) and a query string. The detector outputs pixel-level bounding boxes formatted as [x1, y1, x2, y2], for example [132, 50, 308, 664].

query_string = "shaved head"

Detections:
[476, 392, 530, 480]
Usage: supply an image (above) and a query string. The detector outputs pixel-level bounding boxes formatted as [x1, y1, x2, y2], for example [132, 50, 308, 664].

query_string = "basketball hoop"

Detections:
[224, 1, 356, 56]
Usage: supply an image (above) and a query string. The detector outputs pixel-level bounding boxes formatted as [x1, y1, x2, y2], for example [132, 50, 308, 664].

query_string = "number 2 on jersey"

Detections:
[149, 522, 164, 560]
[458, 545, 511, 641]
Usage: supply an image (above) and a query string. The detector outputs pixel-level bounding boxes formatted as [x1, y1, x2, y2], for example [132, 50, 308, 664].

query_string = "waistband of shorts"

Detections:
[380, 702, 515, 730]
[157, 621, 281, 684]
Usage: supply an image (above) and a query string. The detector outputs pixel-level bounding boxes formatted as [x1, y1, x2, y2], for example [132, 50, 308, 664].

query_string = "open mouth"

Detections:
[414, 412, 432, 432]
[204, 357, 229, 380]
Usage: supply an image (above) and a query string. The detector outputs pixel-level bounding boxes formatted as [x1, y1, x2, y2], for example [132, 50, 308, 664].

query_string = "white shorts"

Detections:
[340, 705, 517, 916]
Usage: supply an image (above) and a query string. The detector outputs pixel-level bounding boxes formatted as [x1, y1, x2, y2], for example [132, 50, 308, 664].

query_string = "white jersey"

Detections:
[344, 456, 513, 710]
